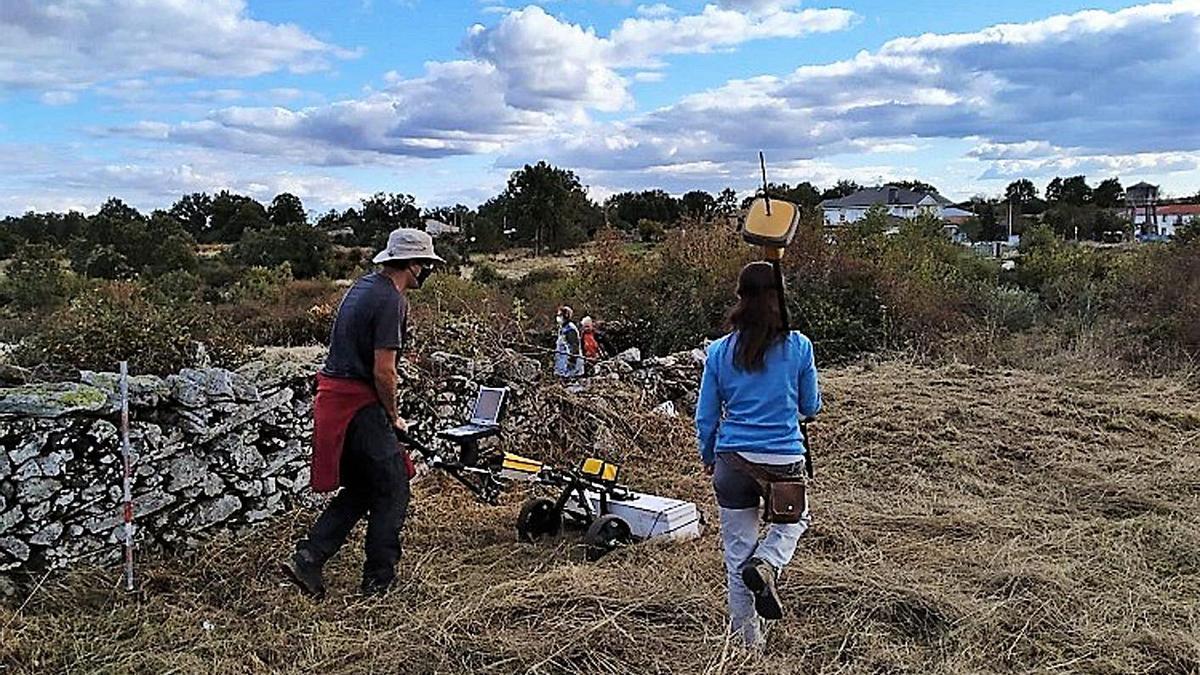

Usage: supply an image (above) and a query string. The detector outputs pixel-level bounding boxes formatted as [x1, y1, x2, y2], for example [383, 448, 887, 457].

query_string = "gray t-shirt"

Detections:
[321, 272, 407, 382]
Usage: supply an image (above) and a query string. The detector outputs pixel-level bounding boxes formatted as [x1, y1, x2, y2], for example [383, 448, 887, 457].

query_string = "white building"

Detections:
[820, 185, 959, 226]
[424, 219, 461, 238]
[1147, 204, 1200, 237]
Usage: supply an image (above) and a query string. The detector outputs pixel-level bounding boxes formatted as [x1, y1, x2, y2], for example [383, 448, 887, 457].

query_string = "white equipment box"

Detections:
[566, 490, 702, 542]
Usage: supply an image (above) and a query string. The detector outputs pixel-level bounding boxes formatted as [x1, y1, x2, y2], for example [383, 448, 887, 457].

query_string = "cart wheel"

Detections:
[517, 497, 561, 543]
[583, 515, 633, 561]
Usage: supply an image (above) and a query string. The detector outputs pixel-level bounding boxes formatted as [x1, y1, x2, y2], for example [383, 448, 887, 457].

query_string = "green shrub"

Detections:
[226, 264, 294, 304]
[230, 223, 333, 279]
[145, 269, 204, 304]
[222, 278, 341, 347]
[511, 267, 586, 327]
[14, 282, 251, 375]
[471, 260, 504, 286]
[0, 244, 77, 311]
[1115, 240, 1200, 356]
[982, 286, 1040, 333]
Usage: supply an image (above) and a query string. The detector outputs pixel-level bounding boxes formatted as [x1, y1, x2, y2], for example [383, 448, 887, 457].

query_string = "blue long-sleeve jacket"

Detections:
[695, 331, 822, 465]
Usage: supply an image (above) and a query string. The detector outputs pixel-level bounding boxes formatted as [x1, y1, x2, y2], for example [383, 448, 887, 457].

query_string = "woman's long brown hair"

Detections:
[728, 261, 787, 372]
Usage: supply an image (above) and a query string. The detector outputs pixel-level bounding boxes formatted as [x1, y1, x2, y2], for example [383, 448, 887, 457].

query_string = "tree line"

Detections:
[3, 163, 1196, 282]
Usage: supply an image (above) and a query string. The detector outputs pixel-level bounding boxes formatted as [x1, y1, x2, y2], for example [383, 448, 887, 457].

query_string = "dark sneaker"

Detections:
[281, 551, 326, 600]
[741, 558, 783, 620]
[360, 577, 394, 598]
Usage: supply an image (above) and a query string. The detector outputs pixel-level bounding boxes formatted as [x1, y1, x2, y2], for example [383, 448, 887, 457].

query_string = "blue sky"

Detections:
[1, 0, 1198, 215]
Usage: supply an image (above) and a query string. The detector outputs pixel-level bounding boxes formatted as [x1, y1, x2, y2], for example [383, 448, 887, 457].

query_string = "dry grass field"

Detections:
[2, 360, 1198, 674]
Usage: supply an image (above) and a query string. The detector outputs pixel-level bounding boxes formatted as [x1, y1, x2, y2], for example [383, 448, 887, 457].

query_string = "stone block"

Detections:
[0, 383, 108, 418]
[0, 506, 23, 534]
[0, 537, 30, 561]
[38, 448, 74, 477]
[17, 478, 61, 505]
[30, 522, 63, 546]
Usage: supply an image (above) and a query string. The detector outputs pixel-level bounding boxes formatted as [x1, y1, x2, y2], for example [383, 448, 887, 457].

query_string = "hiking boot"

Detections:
[741, 558, 783, 620]
[360, 577, 394, 598]
[281, 550, 326, 600]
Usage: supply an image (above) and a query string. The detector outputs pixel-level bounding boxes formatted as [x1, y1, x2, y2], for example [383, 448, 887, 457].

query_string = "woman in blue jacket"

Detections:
[695, 261, 822, 648]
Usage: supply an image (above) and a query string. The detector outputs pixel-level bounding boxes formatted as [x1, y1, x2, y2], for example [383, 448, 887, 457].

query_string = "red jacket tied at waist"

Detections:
[311, 373, 413, 493]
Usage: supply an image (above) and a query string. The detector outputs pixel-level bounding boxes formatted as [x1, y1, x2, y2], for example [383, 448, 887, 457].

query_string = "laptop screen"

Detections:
[470, 387, 505, 425]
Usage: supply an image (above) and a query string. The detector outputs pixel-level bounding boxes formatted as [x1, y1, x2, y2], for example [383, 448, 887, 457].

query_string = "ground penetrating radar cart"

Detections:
[398, 386, 701, 559]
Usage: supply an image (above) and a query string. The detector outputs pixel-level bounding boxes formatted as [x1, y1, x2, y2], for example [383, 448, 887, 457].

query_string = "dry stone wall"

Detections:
[0, 345, 703, 582]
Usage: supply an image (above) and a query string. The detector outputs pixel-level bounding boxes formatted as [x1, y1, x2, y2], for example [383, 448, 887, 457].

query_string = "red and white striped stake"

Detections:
[119, 361, 135, 592]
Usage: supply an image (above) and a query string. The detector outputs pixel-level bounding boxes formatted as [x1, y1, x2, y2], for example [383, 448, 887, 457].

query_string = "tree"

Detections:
[780, 182, 822, 209]
[0, 244, 74, 310]
[607, 190, 680, 231]
[1093, 178, 1125, 209]
[715, 188, 739, 217]
[169, 192, 212, 239]
[143, 211, 199, 277]
[1005, 179, 1038, 205]
[680, 190, 716, 221]
[268, 193, 307, 227]
[1046, 176, 1092, 206]
[489, 162, 598, 255]
[209, 191, 267, 243]
[742, 182, 822, 210]
[966, 198, 1006, 241]
[891, 180, 939, 195]
[358, 192, 422, 247]
[821, 180, 862, 201]
[232, 223, 333, 278]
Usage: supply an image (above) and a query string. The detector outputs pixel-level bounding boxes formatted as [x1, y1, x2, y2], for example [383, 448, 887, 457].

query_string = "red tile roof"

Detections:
[1159, 204, 1200, 216]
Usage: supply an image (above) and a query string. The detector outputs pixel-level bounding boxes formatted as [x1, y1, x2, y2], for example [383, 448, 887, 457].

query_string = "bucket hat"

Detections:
[372, 228, 445, 265]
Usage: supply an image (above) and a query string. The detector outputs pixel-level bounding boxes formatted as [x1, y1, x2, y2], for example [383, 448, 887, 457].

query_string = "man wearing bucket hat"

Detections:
[283, 228, 443, 599]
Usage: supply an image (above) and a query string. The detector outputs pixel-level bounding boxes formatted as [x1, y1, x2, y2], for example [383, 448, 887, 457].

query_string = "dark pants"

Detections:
[299, 404, 410, 589]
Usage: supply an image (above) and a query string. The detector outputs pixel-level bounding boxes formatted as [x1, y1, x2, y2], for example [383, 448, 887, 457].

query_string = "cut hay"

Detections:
[2, 360, 1199, 673]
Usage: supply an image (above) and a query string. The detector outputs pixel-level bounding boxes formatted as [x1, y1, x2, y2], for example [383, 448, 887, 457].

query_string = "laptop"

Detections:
[438, 386, 507, 440]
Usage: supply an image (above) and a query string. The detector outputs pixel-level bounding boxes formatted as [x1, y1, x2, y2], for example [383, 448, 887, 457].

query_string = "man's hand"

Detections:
[393, 417, 408, 433]
[704, 463, 715, 476]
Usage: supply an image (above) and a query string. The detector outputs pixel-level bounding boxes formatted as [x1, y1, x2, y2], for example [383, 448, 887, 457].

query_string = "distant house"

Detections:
[1124, 181, 1197, 237]
[820, 185, 960, 226]
[1126, 181, 1161, 234]
[1157, 204, 1200, 237]
[424, 219, 461, 238]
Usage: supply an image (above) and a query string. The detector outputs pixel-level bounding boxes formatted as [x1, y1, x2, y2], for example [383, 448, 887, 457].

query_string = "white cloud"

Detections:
[39, 90, 77, 105]
[155, 60, 553, 164]
[141, 2, 854, 161]
[533, 1, 1200, 182]
[464, 7, 631, 111]
[636, 4, 676, 19]
[980, 151, 1200, 180]
[462, 5, 855, 111]
[717, 0, 808, 14]
[968, 141, 1057, 160]
[0, 0, 353, 94]
[0, 143, 372, 214]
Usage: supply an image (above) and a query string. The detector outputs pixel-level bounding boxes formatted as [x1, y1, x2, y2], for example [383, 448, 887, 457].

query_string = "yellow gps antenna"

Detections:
[739, 151, 799, 328]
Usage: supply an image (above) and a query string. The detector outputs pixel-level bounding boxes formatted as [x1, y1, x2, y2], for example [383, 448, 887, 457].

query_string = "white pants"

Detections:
[719, 506, 811, 647]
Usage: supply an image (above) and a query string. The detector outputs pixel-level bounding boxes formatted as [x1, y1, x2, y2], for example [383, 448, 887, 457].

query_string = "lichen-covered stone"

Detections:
[167, 370, 208, 407]
[30, 522, 63, 546]
[17, 478, 62, 504]
[0, 383, 109, 417]
[38, 448, 74, 477]
[0, 506, 23, 534]
[194, 495, 241, 528]
[0, 537, 31, 561]
[79, 371, 171, 408]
